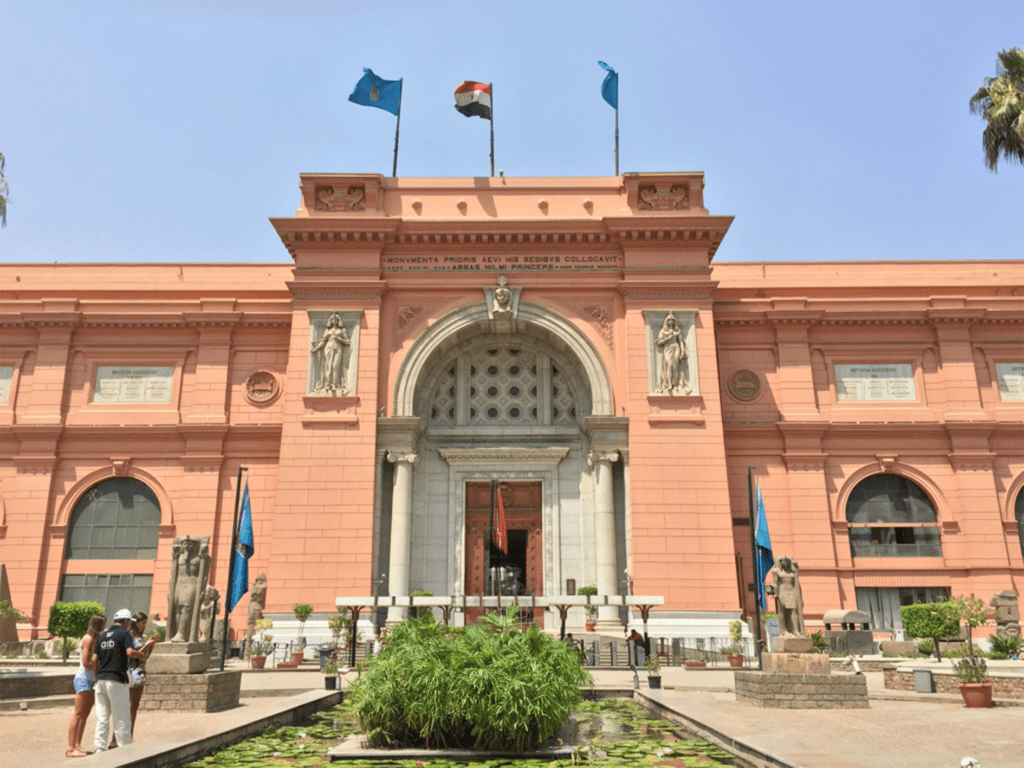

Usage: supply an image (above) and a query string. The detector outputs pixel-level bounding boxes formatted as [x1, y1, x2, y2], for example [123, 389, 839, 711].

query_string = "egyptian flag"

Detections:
[454, 81, 492, 120]
[493, 484, 508, 553]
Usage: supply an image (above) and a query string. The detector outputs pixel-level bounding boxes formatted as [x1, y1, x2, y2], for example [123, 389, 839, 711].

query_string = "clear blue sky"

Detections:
[2, 1, 1021, 265]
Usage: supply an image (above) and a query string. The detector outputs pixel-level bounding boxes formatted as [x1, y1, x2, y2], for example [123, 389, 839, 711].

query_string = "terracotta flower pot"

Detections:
[291, 651, 305, 665]
[728, 654, 744, 668]
[958, 681, 993, 708]
[684, 661, 707, 669]
[585, 622, 596, 632]
[250, 655, 266, 670]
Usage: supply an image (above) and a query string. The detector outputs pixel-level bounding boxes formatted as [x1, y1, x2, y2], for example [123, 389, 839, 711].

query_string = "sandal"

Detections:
[66, 750, 85, 758]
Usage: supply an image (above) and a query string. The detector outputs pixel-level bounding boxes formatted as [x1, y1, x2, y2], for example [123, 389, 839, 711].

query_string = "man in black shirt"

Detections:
[92, 608, 145, 751]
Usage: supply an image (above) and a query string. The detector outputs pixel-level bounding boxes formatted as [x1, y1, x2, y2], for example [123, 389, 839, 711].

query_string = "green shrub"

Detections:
[953, 654, 987, 683]
[47, 601, 104, 661]
[988, 634, 1023, 657]
[950, 594, 989, 657]
[0, 600, 30, 624]
[35, 649, 50, 660]
[807, 629, 829, 654]
[577, 585, 598, 621]
[915, 638, 935, 655]
[410, 589, 434, 619]
[900, 602, 960, 661]
[349, 607, 593, 752]
[292, 603, 314, 639]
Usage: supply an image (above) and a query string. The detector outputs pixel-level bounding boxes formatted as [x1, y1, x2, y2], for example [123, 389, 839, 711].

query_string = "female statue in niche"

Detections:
[655, 312, 687, 394]
[310, 312, 351, 394]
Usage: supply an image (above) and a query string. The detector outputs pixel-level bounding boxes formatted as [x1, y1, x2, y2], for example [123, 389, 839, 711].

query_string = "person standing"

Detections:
[92, 609, 146, 752]
[66, 613, 105, 758]
[127, 612, 157, 736]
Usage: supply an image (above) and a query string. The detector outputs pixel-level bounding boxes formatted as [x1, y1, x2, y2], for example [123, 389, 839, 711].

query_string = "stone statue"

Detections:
[770, 556, 805, 637]
[245, 572, 267, 658]
[198, 585, 220, 646]
[990, 590, 1021, 638]
[492, 276, 512, 317]
[654, 313, 687, 394]
[166, 536, 211, 643]
[310, 312, 351, 395]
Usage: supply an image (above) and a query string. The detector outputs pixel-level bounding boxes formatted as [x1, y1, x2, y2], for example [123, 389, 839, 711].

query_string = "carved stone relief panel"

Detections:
[642, 310, 699, 396]
[638, 183, 689, 211]
[314, 185, 365, 212]
[307, 310, 362, 396]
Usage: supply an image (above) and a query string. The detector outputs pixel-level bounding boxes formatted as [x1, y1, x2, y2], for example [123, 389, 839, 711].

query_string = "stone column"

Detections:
[589, 449, 621, 629]
[386, 451, 417, 624]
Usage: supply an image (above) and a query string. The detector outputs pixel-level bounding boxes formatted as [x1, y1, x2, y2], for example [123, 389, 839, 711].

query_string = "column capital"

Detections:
[387, 451, 419, 466]
[588, 449, 621, 468]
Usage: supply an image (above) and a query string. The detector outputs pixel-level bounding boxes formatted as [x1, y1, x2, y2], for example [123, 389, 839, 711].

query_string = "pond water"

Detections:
[181, 697, 743, 768]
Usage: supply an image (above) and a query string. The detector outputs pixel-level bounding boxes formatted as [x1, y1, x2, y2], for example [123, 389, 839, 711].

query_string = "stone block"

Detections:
[147, 642, 211, 674]
[774, 636, 814, 654]
[878, 640, 917, 655]
[762, 652, 831, 675]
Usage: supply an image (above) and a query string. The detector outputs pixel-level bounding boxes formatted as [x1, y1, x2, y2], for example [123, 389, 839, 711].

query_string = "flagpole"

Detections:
[489, 82, 495, 177]
[747, 466, 764, 671]
[219, 466, 248, 671]
[614, 105, 619, 176]
[392, 78, 403, 178]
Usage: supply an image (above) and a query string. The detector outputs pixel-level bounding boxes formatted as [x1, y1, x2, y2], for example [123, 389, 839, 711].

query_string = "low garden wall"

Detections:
[884, 665, 1024, 699]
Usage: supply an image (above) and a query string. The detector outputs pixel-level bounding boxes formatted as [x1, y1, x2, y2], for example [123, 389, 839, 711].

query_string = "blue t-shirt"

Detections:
[95, 625, 134, 684]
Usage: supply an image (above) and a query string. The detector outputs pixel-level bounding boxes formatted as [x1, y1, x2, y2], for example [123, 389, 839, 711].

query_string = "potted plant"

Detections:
[645, 654, 662, 689]
[953, 654, 992, 708]
[724, 620, 745, 667]
[320, 608, 352, 672]
[578, 585, 598, 632]
[249, 618, 273, 669]
[324, 654, 339, 690]
[684, 649, 707, 668]
[291, 603, 313, 664]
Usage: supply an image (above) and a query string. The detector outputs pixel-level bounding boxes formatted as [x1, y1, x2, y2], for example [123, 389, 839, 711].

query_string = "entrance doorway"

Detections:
[464, 481, 543, 625]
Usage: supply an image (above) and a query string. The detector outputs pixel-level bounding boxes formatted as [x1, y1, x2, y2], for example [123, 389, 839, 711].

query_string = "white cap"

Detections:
[113, 609, 133, 621]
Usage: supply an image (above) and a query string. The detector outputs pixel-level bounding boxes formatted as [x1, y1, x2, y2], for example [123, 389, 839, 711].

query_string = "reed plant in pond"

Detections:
[348, 606, 593, 752]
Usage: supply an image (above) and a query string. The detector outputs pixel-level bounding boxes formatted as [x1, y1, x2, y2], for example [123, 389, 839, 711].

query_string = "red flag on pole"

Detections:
[493, 484, 508, 554]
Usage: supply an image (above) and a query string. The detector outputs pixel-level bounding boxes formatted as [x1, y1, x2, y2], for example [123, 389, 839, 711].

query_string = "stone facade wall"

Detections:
[734, 671, 869, 708]
[883, 668, 1024, 699]
[140, 670, 241, 712]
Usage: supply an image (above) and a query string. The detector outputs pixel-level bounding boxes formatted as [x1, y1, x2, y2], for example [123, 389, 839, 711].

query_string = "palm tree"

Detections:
[969, 48, 1024, 172]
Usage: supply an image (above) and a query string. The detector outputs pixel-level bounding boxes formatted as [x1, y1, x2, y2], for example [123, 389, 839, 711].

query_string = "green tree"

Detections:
[900, 601, 960, 661]
[969, 48, 1024, 172]
[292, 603, 314, 641]
[950, 593, 989, 657]
[47, 601, 105, 661]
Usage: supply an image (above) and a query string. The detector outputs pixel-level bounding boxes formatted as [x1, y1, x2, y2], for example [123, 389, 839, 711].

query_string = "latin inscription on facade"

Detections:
[995, 363, 1024, 401]
[381, 253, 622, 272]
[835, 364, 915, 402]
[93, 366, 174, 404]
[0, 366, 12, 404]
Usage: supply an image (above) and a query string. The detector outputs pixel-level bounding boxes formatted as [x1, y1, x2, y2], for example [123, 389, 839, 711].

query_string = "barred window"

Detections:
[66, 478, 160, 560]
[59, 574, 153, 616]
[845, 474, 942, 558]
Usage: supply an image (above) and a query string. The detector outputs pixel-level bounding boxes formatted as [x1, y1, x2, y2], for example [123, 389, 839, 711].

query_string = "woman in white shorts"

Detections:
[66, 613, 106, 758]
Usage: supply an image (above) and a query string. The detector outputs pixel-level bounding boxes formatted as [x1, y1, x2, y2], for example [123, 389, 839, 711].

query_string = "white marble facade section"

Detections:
[409, 447, 451, 596]
[642, 309, 699, 396]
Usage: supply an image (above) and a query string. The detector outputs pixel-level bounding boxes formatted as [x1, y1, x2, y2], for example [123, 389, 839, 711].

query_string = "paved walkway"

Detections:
[1, 662, 1021, 768]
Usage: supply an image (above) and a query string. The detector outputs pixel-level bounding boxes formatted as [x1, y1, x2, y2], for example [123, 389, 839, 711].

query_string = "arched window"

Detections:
[66, 478, 160, 559]
[845, 474, 942, 558]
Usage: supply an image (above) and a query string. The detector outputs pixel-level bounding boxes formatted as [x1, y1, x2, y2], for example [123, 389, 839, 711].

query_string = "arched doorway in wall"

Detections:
[62, 477, 160, 614]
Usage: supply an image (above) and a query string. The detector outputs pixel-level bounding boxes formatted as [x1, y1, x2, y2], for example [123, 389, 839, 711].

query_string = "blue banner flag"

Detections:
[228, 481, 254, 612]
[598, 61, 618, 109]
[754, 481, 775, 611]
[348, 68, 402, 116]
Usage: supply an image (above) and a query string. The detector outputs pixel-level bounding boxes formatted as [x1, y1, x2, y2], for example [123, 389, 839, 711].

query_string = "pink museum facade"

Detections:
[1, 172, 1022, 640]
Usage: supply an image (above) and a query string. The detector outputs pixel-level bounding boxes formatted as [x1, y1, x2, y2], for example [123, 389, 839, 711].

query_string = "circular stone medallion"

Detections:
[245, 371, 281, 405]
[728, 370, 761, 401]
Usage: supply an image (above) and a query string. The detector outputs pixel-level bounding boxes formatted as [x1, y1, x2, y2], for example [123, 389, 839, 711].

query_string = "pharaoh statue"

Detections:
[198, 585, 220, 646]
[310, 312, 351, 395]
[245, 572, 267, 658]
[654, 312, 687, 395]
[770, 556, 805, 637]
[166, 536, 211, 643]
[990, 590, 1021, 638]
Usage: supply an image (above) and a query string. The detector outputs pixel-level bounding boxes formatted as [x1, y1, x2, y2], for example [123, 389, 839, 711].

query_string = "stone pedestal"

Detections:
[139, 670, 241, 712]
[774, 636, 813, 654]
[734, 651, 869, 709]
[146, 642, 211, 674]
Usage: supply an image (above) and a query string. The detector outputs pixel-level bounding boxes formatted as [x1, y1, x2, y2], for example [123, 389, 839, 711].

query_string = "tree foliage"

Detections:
[969, 48, 1024, 172]
[47, 601, 105, 660]
[349, 607, 593, 752]
[900, 601, 960, 661]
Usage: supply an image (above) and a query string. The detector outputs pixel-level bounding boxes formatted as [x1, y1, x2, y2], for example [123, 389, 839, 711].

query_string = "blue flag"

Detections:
[598, 61, 618, 109]
[754, 481, 775, 611]
[228, 481, 254, 612]
[348, 68, 402, 116]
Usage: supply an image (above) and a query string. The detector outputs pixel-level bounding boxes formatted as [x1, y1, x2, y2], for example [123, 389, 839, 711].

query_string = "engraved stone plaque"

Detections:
[728, 370, 761, 401]
[995, 363, 1024, 401]
[835, 364, 915, 402]
[93, 366, 174, 403]
[0, 366, 12, 404]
